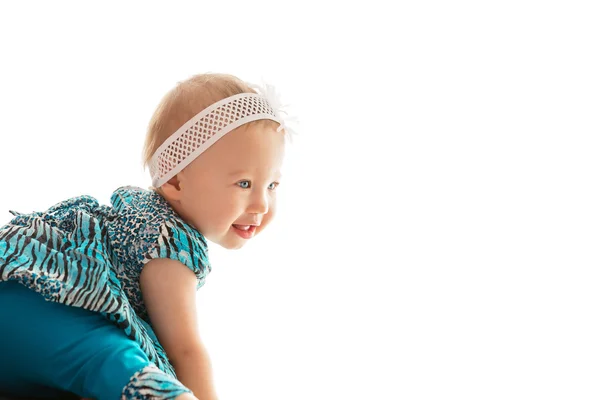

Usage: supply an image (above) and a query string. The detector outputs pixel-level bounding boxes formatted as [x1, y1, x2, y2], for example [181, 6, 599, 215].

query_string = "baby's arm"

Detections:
[141, 258, 218, 400]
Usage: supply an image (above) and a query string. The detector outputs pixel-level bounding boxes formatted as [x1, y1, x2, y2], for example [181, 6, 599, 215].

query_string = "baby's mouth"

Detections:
[232, 224, 257, 238]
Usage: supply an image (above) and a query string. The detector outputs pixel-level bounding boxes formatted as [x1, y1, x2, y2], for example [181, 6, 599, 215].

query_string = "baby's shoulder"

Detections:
[109, 187, 210, 275]
[108, 186, 201, 240]
[110, 186, 148, 209]
[108, 185, 164, 231]
[111, 186, 163, 216]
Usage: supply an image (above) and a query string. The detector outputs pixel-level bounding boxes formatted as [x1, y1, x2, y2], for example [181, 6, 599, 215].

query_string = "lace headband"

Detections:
[148, 83, 295, 187]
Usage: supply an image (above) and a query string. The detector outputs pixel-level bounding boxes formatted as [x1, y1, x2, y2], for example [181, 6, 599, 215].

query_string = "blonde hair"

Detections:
[143, 73, 271, 169]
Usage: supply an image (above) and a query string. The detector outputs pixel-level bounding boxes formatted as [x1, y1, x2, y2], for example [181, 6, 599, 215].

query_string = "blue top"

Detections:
[0, 186, 211, 377]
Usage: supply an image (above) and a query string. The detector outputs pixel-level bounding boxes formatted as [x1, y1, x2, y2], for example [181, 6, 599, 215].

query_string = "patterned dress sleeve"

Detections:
[142, 219, 212, 289]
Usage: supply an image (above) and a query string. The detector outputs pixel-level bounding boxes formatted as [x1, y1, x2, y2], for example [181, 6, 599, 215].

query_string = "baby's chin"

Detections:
[218, 239, 247, 250]
[211, 233, 249, 250]
[224, 242, 246, 250]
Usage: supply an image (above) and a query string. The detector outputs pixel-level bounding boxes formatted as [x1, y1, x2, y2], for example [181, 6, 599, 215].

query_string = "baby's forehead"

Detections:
[190, 120, 285, 173]
[225, 166, 283, 177]
[219, 148, 283, 177]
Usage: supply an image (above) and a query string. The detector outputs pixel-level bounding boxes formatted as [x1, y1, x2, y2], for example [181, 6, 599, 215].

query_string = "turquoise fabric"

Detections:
[0, 281, 153, 399]
[0, 186, 211, 398]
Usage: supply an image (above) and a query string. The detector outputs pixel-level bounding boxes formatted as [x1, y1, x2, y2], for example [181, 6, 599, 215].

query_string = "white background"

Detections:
[0, 1, 599, 399]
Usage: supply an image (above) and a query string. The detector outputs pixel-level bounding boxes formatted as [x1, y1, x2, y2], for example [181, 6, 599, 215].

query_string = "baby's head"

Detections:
[143, 73, 288, 250]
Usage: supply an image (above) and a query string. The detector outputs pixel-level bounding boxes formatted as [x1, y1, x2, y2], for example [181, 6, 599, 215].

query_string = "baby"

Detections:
[0, 73, 293, 400]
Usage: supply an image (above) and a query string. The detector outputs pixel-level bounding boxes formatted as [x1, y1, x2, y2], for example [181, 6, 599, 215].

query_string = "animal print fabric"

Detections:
[0, 186, 211, 382]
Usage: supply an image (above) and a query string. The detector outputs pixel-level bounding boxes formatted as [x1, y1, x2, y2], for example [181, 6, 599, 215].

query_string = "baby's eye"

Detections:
[268, 182, 280, 190]
[237, 180, 251, 189]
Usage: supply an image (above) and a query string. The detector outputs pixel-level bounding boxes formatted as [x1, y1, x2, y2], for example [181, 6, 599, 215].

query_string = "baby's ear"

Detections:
[160, 175, 184, 202]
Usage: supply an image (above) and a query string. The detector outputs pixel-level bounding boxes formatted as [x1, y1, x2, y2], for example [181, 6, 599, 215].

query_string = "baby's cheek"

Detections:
[268, 198, 277, 217]
[260, 211, 276, 233]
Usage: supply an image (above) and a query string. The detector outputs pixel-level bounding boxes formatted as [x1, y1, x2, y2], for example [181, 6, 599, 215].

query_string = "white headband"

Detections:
[148, 83, 295, 187]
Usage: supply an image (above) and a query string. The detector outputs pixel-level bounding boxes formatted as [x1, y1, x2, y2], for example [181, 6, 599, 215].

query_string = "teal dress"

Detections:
[0, 186, 211, 399]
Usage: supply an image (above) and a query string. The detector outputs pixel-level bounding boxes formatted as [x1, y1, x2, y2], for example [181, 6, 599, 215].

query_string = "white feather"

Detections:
[249, 81, 299, 142]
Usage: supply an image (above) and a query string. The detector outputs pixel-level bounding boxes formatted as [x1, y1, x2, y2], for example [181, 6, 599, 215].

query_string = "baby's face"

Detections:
[176, 122, 285, 249]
